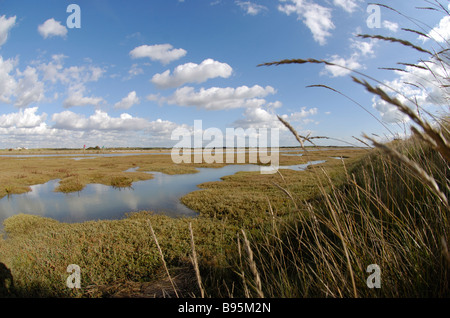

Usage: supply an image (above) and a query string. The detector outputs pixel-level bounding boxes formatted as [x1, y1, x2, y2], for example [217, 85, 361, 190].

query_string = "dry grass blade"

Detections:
[352, 136, 372, 148]
[398, 62, 428, 70]
[416, 6, 439, 11]
[380, 67, 407, 72]
[237, 233, 251, 298]
[357, 34, 433, 55]
[147, 220, 179, 298]
[257, 58, 332, 68]
[401, 28, 430, 39]
[364, 134, 449, 206]
[277, 115, 306, 148]
[276, 115, 330, 147]
[272, 181, 298, 210]
[189, 222, 205, 298]
[241, 230, 264, 298]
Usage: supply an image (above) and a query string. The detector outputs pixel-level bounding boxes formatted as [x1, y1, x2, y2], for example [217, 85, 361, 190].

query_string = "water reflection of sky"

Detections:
[0, 161, 325, 225]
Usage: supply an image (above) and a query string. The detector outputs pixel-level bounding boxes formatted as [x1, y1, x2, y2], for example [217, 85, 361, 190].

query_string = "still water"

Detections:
[0, 161, 324, 224]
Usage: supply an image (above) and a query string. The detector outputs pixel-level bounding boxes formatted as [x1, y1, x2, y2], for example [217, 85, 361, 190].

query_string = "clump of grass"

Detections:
[110, 175, 133, 189]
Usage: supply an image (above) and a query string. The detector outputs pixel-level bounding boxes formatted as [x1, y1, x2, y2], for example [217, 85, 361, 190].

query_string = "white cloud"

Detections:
[0, 57, 46, 108]
[0, 55, 17, 103]
[38, 55, 105, 108]
[333, 0, 361, 13]
[129, 44, 187, 65]
[285, 107, 318, 122]
[40, 56, 104, 85]
[350, 38, 375, 56]
[372, 96, 410, 124]
[51, 109, 188, 139]
[0, 107, 190, 148]
[38, 18, 68, 39]
[382, 20, 399, 32]
[52, 110, 150, 131]
[234, 105, 318, 129]
[0, 107, 47, 128]
[14, 67, 45, 108]
[236, 1, 268, 15]
[162, 85, 276, 110]
[0, 15, 16, 47]
[63, 84, 105, 108]
[234, 107, 278, 128]
[278, 0, 335, 45]
[323, 54, 362, 77]
[114, 91, 140, 109]
[151, 59, 233, 89]
[422, 15, 450, 43]
[127, 63, 144, 79]
[321, 35, 376, 78]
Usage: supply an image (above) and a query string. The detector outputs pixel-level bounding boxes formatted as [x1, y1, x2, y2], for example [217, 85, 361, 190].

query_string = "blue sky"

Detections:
[0, 0, 448, 148]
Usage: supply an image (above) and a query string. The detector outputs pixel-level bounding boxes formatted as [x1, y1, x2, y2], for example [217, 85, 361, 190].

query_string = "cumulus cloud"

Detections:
[0, 57, 45, 108]
[278, 0, 335, 45]
[114, 91, 140, 109]
[382, 20, 399, 32]
[0, 107, 47, 128]
[0, 107, 190, 148]
[322, 54, 362, 77]
[51, 109, 188, 140]
[236, 1, 268, 15]
[14, 67, 45, 108]
[127, 63, 144, 79]
[129, 44, 187, 65]
[38, 55, 105, 108]
[52, 110, 151, 131]
[285, 107, 318, 122]
[0, 55, 17, 103]
[422, 14, 450, 43]
[38, 18, 68, 39]
[0, 15, 16, 47]
[162, 85, 276, 110]
[40, 55, 104, 85]
[333, 0, 361, 13]
[234, 105, 318, 129]
[321, 35, 376, 78]
[151, 59, 233, 89]
[63, 84, 105, 108]
[350, 38, 375, 56]
[372, 96, 410, 124]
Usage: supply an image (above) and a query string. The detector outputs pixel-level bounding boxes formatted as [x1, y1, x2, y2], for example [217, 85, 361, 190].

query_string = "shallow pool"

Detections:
[0, 161, 324, 224]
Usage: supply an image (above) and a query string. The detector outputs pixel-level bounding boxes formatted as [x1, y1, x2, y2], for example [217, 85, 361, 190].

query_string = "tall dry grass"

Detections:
[226, 1, 449, 298]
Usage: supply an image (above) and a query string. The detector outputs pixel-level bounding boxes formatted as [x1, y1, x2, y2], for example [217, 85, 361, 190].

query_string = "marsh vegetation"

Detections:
[0, 1, 449, 299]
